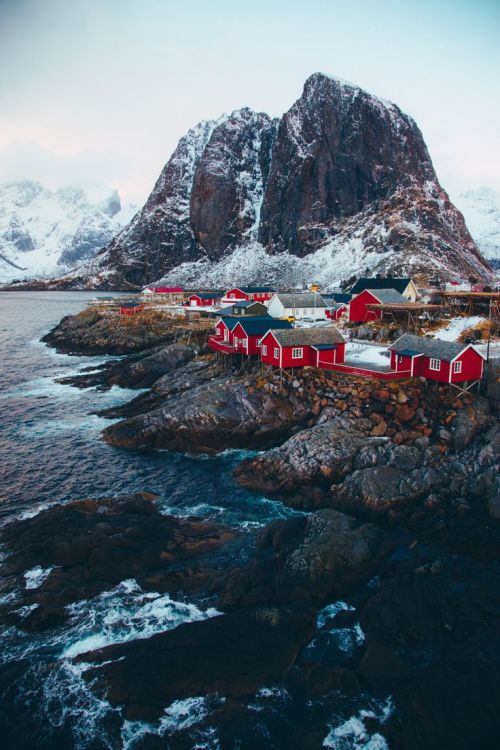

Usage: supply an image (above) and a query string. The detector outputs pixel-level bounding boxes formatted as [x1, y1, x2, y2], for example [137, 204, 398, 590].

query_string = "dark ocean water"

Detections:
[0, 292, 391, 749]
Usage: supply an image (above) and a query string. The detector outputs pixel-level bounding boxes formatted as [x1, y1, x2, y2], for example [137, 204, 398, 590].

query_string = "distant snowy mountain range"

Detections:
[0, 180, 137, 283]
[453, 187, 500, 269]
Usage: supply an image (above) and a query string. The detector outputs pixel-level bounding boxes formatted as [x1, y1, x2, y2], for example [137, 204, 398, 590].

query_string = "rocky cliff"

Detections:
[64, 74, 492, 289]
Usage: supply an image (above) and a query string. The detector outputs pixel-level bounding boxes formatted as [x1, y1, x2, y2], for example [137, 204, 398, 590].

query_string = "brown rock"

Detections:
[395, 405, 415, 422]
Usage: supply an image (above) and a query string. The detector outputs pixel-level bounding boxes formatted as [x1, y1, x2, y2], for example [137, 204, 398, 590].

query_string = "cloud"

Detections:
[0, 140, 151, 203]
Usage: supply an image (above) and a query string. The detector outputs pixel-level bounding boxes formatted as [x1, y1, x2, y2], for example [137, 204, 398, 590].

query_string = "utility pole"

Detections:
[486, 298, 492, 362]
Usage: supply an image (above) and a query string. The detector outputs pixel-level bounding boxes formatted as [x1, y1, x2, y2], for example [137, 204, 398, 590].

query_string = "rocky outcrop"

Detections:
[41, 308, 176, 355]
[0, 493, 238, 632]
[58, 341, 202, 390]
[102, 377, 311, 453]
[60, 73, 491, 290]
[359, 550, 500, 750]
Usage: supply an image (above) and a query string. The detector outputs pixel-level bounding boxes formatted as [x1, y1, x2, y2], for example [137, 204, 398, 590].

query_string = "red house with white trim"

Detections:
[259, 327, 346, 369]
[349, 288, 407, 323]
[388, 334, 485, 384]
[184, 292, 222, 307]
[221, 286, 275, 305]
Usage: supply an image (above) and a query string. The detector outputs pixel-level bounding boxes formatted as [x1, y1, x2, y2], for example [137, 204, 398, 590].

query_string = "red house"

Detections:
[230, 317, 292, 355]
[259, 327, 346, 369]
[152, 286, 184, 294]
[326, 303, 347, 320]
[208, 317, 241, 353]
[349, 288, 409, 323]
[221, 286, 275, 305]
[184, 292, 222, 307]
[208, 316, 291, 355]
[388, 333, 485, 384]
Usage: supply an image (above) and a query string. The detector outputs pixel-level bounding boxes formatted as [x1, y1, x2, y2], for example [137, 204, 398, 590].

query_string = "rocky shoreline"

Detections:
[16, 308, 500, 748]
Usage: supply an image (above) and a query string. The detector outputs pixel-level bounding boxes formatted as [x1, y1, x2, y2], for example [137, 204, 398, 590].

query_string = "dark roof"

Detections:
[389, 333, 482, 362]
[234, 317, 292, 336]
[364, 288, 408, 305]
[350, 277, 412, 295]
[219, 316, 241, 330]
[333, 293, 352, 303]
[233, 300, 268, 308]
[312, 343, 340, 350]
[229, 286, 275, 293]
[191, 291, 223, 299]
[274, 293, 327, 308]
[269, 327, 345, 347]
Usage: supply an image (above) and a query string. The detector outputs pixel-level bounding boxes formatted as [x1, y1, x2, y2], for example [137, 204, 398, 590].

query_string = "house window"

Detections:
[292, 348, 303, 359]
[223, 328, 229, 342]
[262, 345, 267, 356]
[429, 358, 441, 371]
[453, 361, 462, 374]
[274, 347, 279, 359]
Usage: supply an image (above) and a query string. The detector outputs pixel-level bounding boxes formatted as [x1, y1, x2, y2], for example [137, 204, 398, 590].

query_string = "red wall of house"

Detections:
[231, 324, 264, 355]
[260, 332, 282, 366]
[215, 320, 234, 343]
[390, 352, 413, 372]
[280, 345, 317, 368]
[451, 347, 483, 382]
[413, 355, 451, 382]
[349, 291, 382, 323]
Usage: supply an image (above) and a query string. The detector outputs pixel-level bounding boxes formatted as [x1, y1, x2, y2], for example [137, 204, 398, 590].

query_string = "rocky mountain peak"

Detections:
[60, 74, 492, 289]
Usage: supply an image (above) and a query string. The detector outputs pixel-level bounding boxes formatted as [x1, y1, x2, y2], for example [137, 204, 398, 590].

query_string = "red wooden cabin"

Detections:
[389, 334, 485, 384]
[208, 317, 241, 353]
[184, 292, 222, 307]
[259, 327, 346, 368]
[349, 288, 407, 323]
[231, 317, 292, 355]
[222, 286, 275, 304]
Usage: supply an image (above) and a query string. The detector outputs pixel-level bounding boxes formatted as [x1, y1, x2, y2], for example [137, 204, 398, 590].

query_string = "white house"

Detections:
[267, 293, 328, 320]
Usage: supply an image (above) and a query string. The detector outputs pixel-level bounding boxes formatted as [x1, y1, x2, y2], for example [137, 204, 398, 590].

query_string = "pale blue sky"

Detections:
[0, 0, 498, 202]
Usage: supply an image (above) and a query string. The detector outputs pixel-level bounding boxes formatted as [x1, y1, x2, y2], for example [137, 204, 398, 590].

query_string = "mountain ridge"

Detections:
[30, 74, 494, 288]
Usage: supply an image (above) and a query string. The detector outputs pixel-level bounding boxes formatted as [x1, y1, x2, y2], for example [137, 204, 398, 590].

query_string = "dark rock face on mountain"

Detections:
[68, 73, 491, 289]
[190, 109, 276, 257]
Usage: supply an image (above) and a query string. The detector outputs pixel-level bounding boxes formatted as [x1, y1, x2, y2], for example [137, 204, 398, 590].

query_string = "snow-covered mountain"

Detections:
[38, 74, 493, 289]
[453, 187, 500, 269]
[0, 180, 138, 283]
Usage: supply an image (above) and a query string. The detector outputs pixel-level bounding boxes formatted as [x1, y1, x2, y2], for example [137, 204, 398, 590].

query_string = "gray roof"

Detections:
[274, 293, 327, 308]
[389, 333, 479, 361]
[270, 327, 345, 347]
[364, 288, 408, 305]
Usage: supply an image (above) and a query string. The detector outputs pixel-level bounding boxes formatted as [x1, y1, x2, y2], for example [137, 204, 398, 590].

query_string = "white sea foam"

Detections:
[24, 565, 54, 589]
[323, 698, 394, 749]
[62, 579, 220, 658]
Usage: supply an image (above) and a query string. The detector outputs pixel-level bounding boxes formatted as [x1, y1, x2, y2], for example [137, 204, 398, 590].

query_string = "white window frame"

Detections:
[292, 347, 303, 359]
[398, 355, 403, 363]
[453, 360, 462, 374]
[262, 344, 267, 356]
[274, 347, 279, 359]
[429, 358, 441, 371]
[223, 328, 229, 342]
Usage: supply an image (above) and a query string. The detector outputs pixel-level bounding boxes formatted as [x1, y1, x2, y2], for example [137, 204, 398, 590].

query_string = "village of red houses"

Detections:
[106, 277, 500, 394]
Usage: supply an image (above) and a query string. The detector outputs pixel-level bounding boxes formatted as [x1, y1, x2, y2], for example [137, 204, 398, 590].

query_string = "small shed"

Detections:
[185, 292, 223, 307]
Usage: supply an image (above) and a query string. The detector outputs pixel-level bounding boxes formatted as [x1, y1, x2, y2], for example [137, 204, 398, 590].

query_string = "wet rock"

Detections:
[235, 417, 383, 503]
[77, 605, 315, 720]
[103, 378, 310, 453]
[0, 493, 238, 629]
[59, 341, 202, 391]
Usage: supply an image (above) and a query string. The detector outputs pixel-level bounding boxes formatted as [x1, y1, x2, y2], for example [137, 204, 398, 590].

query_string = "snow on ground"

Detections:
[345, 342, 391, 366]
[430, 316, 485, 342]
